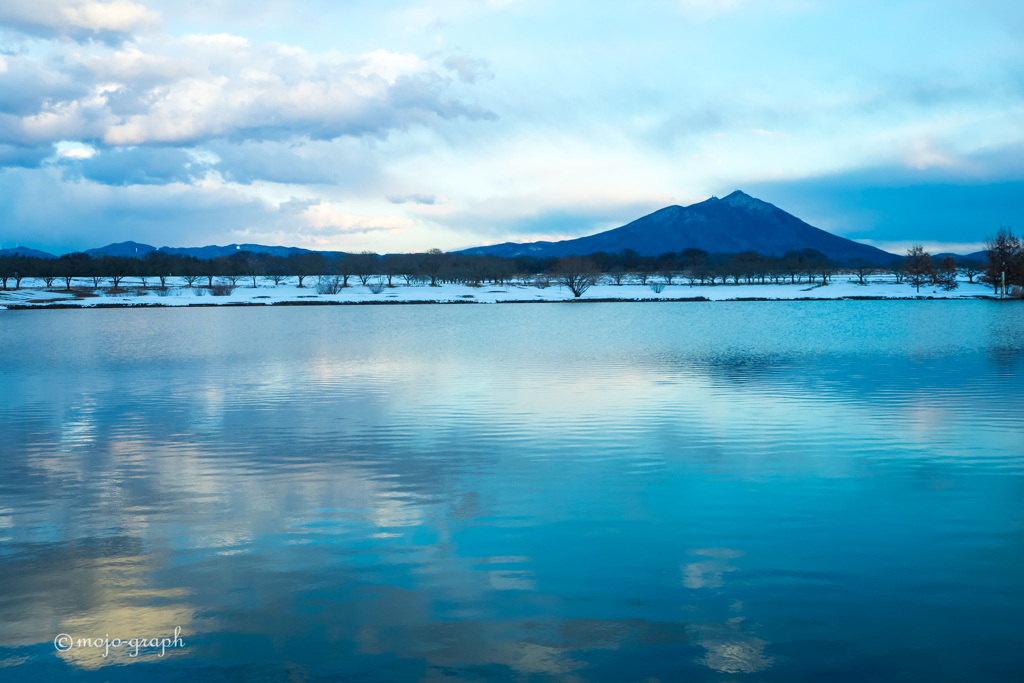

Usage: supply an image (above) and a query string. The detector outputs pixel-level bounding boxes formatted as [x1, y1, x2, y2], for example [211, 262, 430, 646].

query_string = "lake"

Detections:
[1, 301, 1022, 682]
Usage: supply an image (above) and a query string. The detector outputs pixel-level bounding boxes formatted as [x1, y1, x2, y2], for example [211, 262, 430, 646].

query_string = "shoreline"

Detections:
[1, 294, 1007, 311]
[0, 276, 1008, 310]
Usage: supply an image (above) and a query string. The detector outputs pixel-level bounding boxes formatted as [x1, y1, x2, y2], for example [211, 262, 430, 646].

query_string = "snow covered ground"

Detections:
[0, 275, 1000, 310]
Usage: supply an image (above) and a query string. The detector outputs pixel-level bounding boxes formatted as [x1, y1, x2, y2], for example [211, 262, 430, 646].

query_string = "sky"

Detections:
[1, 0, 1022, 256]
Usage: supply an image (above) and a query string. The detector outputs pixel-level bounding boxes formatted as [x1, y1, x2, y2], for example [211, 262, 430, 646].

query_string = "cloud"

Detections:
[387, 193, 436, 205]
[216, 197, 417, 250]
[0, 143, 54, 168]
[439, 195, 672, 247]
[0, 54, 92, 117]
[0, 0, 160, 43]
[858, 239, 988, 256]
[743, 146, 1024, 246]
[10, 129, 394, 191]
[296, 200, 412, 235]
[442, 54, 493, 84]
[0, 166, 280, 252]
[0, 35, 496, 149]
[60, 145, 201, 185]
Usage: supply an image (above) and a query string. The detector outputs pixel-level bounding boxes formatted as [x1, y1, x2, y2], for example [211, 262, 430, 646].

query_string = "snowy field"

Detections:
[0, 275, 1000, 310]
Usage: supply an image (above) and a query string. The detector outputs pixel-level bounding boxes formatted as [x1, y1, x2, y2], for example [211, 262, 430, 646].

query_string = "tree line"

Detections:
[0, 234, 1019, 298]
[0, 247, 852, 290]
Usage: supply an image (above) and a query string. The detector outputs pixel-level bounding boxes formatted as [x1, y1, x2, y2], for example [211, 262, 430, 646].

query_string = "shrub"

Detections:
[649, 282, 666, 293]
[210, 284, 235, 296]
[316, 276, 343, 295]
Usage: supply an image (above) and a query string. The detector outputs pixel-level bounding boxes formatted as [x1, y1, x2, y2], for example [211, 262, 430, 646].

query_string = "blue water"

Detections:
[1, 301, 1022, 681]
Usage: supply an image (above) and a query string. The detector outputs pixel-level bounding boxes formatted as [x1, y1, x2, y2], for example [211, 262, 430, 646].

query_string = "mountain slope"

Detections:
[81, 242, 337, 259]
[157, 244, 329, 259]
[83, 241, 158, 257]
[0, 246, 57, 259]
[460, 191, 899, 263]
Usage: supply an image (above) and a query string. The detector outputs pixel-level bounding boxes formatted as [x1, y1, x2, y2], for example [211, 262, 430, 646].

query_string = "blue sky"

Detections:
[1, 0, 1021, 255]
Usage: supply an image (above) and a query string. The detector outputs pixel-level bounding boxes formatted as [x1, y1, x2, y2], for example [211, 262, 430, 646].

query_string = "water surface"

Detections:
[1, 301, 1023, 681]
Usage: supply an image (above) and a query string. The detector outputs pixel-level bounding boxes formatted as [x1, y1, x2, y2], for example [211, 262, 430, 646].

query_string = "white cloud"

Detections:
[298, 200, 412, 235]
[859, 239, 987, 256]
[61, 0, 159, 33]
[0, 0, 160, 42]
[0, 36, 493, 148]
[443, 54, 493, 84]
[387, 193, 437, 205]
[54, 141, 97, 159]
[903, 137, 959, 171]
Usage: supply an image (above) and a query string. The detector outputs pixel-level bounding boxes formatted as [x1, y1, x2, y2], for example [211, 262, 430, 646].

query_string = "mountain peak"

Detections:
[720, 190, 771, 211]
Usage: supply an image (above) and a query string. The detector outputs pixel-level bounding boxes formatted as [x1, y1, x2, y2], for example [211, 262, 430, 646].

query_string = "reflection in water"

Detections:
[683, 548, 743, 590]
[0, 302, 1023, 680]
[0, 538, 199, 670]
[681, 548, 774, 674]
[690, 618, 775, 675]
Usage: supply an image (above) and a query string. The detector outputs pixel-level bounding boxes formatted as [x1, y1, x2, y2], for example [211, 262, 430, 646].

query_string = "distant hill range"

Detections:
[0, 192, 992, 264]
[0, 246, 59, 259]
[459, 190, 991, 264]
[78, 241, 340, 260]
[0, 242, 344, 260]
[934, 250, 989, 263]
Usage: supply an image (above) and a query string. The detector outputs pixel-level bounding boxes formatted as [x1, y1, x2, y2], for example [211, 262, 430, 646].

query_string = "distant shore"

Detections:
[0, 275, 1007, 311]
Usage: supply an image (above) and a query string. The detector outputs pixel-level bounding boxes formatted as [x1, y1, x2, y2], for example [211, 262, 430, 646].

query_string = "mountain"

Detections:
[81, 242, 340, 259]
[964, 250, 988, 262]
[0, 246, 57, 259]
[158, 243, 331, 259]
[460, 191, 900, 264]
[932, 251, 989, 264]
[84, 241, 157, 257]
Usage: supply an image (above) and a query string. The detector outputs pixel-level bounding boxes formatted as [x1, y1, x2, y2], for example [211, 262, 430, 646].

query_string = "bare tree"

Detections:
[904, 246, 934, 293]
[315, 275, 343, 294]
[960, 259, 982, 284]
[982, 227, 1022, 297]
[264, 273, 288, 286]
[849, 259, 878, 285]
[552, 257, 600, 298]
[418, 249, 447, 287]
[55, 252, 91, 290]
[143, 251, 174, 288]
[351, 251, 379, 285]
[608, 266, 627, 286]
[35, 259, 58, 287]
[0, 255, 32, 289]
[243, 256, 265, 287]
[96, 256, 135, 289]
[380, 254, 400, 287]
[934, 256, 959, 291]
[290, 252, 326, 288]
